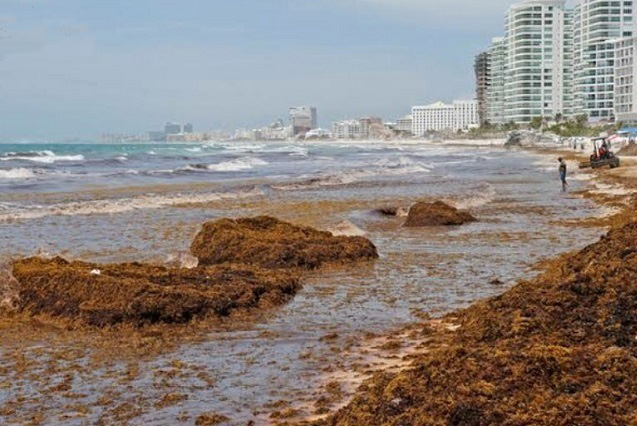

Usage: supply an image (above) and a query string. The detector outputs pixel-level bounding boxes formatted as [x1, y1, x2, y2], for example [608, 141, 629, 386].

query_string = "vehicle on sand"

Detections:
[579, 137, 621, 169]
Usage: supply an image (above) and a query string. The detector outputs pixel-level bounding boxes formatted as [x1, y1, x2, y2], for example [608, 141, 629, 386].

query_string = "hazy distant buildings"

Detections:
[289, 106, 317, 136]
[146, 121, 195, 141]
[305, 128, 331, 139]
[331, 117, 386, 139]
[332, 120, 365, 139]
[101, 133, 150, 143]
[260, 119, 292, 140]
[395, 115, 413, 133]
[615, 35, 637, 124]
[359, 117, 383, 138]
[148, 131, 167, 142]
[164, 122, 182, 135]
[411, 101, 479, 135]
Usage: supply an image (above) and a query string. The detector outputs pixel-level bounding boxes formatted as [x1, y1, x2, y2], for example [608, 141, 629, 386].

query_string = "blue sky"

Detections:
[1, 0, 518, 140]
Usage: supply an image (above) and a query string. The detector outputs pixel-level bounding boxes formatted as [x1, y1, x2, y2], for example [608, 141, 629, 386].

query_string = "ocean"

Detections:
[0, 140, 607, 424]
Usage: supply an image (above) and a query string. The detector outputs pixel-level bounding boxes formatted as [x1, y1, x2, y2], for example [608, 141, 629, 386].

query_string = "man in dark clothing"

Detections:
[558, 158, 568, 192]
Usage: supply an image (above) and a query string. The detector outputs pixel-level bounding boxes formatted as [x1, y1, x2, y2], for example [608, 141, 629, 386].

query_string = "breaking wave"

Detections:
[272, 157, 430, 191]
[203, 157, 269, 172]
[0, 150, 85, 164]
[444, 184, 497, 210]
[0, 188, 263, 222]
[0, 168, 39, 179]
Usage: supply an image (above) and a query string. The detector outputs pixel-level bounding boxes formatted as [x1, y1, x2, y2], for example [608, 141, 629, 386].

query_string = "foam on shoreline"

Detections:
[0, 188, 263, 222]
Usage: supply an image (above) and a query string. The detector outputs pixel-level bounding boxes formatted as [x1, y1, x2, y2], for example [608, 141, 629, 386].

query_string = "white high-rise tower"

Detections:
[503, 0, 570, 124]
[573, 0, 636, 122]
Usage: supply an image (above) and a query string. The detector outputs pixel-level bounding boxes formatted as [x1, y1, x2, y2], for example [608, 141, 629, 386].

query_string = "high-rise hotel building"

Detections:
[503, 0, 571, 124]
[573, 0, 635, 122]
[411, 101, 479, 136]
[478, 0, 636, 124]
[614, 35, 637, 123]
[486, 37, 507, 125]
[474, 51, 491, 125]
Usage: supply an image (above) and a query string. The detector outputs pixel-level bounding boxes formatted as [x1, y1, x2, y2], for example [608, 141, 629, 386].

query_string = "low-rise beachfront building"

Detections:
[411, 101, 479, 136]
[615, 35, 637, 124]
[395, 115, 413, 133]
[573, 0, 636, 122]
[332, 120, 365, 139]
[359, 117, 383, 138]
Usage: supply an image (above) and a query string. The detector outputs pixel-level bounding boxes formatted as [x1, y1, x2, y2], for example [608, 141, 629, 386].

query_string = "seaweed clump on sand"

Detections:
[318, 221, 637, 425]
[403, 201, 476, 227]
[10, 257, 300, 328]
[190, 216, 379, 270]
[7, 217, 378, 328]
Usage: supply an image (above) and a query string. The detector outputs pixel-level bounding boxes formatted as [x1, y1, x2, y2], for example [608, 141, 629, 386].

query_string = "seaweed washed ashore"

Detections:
[315, 210, 637, 424]
[1, 216, 378, 328]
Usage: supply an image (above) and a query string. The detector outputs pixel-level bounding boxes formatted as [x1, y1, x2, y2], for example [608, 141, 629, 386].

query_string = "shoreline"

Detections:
[0, 141, 621, 425]
[295, 146, 637, 425]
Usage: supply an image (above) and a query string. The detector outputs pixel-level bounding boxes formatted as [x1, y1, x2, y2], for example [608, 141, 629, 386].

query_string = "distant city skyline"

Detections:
[0, 0, 570, 140]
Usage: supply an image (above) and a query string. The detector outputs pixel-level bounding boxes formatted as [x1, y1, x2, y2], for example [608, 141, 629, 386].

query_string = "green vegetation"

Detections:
[546, 114, 622, 137]
[466, 114, 622, 139]
[465, 121, 513, 137]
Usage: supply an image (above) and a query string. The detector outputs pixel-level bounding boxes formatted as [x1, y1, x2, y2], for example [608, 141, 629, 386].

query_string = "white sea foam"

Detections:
[0, 150, 84, 164]
[445, 184, 497, 210]
[206, 157, 269, 172]
[329, 221, 367, 237]
[0, 168, 38, 179]
[589, 183, 636, 196]
[272, 157, 430, 191]
[219, 142, 267, 152]
[0, 189, 263, 222]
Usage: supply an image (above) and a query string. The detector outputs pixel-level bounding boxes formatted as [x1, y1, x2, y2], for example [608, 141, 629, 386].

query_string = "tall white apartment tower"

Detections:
[615, 36, 637, 124]
[504, 0, 570, 124]
[486, 37, 507, 125]
[573, 0, 636, 122]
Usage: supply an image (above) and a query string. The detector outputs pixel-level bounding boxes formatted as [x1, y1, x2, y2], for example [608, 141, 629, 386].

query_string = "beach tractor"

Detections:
[579, 137, 621, 170]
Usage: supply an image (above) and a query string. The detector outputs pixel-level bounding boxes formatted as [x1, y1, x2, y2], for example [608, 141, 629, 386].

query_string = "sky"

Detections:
[0, 0, 523, 140]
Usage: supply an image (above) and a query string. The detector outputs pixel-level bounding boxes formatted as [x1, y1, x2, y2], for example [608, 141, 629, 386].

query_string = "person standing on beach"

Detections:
[558, 158, 568, 192]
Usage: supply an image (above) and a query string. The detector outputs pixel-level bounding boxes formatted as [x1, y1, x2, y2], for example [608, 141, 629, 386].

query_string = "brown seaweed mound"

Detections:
[403, 201, 476, 227]
[375, 207, 400, 217]
[191, 216, 379, 270]
[319, 222, 637, 425]
[11, 257, 300, 328]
